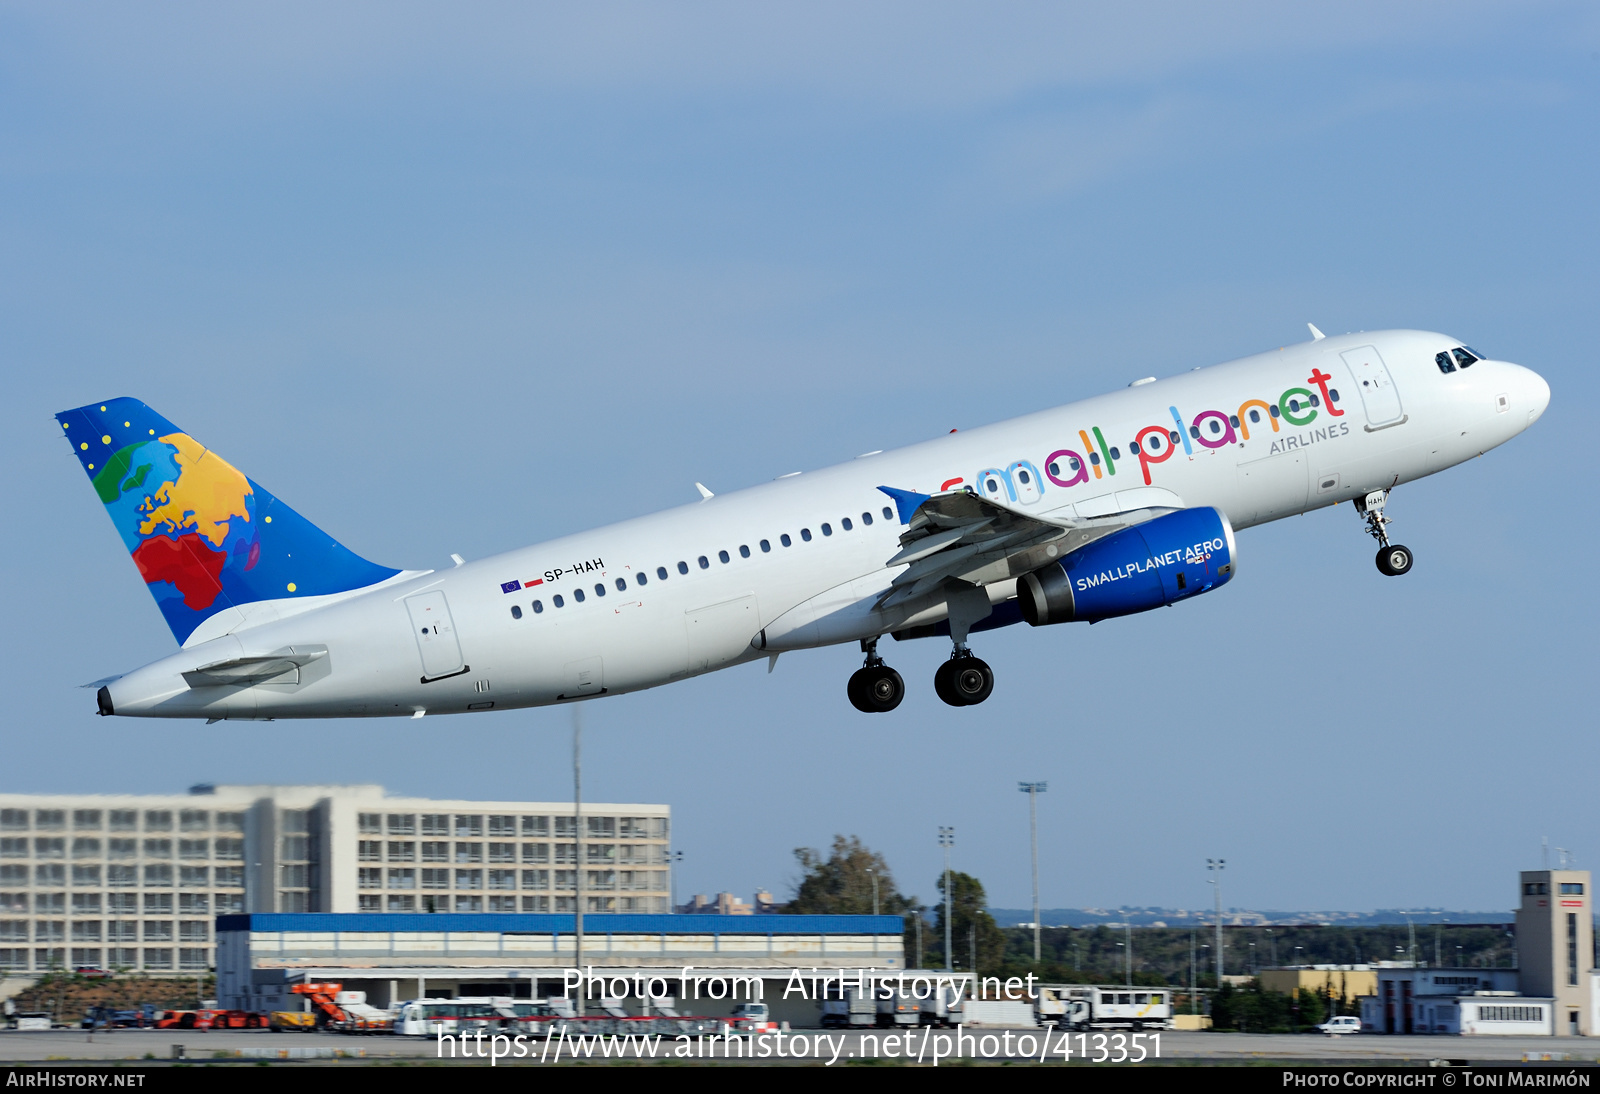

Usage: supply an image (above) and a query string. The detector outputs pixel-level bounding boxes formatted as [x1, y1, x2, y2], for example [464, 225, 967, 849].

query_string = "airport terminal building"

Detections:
[0, 785, 672, 976]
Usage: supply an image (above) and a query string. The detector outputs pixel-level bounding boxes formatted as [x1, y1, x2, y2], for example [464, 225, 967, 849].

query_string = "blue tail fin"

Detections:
[57, 397, 401, 645]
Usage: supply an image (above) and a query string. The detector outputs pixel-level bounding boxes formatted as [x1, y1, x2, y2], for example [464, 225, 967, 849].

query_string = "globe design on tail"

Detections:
[58, 398, 399, 644]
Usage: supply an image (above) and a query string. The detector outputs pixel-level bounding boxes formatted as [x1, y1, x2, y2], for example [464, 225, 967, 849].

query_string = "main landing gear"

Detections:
[1357, 488, 1414, 577]
[847, 638, 905, 713]
[934, 649, 994, 707]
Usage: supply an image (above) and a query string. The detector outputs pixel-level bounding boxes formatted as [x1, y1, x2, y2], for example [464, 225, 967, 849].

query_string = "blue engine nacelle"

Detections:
[1018, 506, 1237, 626]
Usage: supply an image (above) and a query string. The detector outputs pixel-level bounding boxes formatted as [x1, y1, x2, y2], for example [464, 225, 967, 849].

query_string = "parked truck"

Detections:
[819, 985, 877, 1029]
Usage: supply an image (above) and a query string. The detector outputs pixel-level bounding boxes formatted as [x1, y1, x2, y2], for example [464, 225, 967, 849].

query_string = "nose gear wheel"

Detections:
[1356, 488, 1414, 577]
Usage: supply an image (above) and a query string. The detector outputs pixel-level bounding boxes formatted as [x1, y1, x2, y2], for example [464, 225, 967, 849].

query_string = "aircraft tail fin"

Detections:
[57, 397, 401, 645]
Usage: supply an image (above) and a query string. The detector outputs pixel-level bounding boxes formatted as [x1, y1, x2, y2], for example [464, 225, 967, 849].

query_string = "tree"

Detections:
[782, 835, 914, 916]
[933, 870, 1006, 975]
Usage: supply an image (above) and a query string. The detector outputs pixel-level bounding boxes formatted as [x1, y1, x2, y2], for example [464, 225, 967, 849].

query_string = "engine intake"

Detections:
[1019, 506, 1237, 626]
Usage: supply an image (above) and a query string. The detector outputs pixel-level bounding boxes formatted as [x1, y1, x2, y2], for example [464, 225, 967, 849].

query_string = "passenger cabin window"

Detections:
[841, 518, 852, 531]
[532, 600, 543, 613]
[635, 573, 646, 586]
[594, 583, 605, 597]
[882, 507, 893, 520]
[718, 550, 730, 563]
[573, 588, 585, 602]
[657, 566, 669, 580]
[739, 545, 750, 558]
[1090, 451, 1102, 464]
[861, 512, 873, 525]
[1109, 447, 1121, 459]
[781, 534, 792, 547]
[616, 577, 627, 591]
[698, 555, 709, 569]
[1248, 409, 1261, 423]
[552, 595, 564, 608]
[800, 528, 812, 542]
[1436, 351, 1457, 374]
[821, 523, 832, 536]
[760, 539, 771, 552]
[677, 561, 688, 574]
[510, 605, 522, 620]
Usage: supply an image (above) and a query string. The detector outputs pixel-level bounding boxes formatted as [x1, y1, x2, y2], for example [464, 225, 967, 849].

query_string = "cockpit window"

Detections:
[1435, 351, 1456, 374]
[1452, 347, 1478, 368]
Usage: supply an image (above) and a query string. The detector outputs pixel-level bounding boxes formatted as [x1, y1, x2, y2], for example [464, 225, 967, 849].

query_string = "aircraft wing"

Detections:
[875, 485, 1183, 608]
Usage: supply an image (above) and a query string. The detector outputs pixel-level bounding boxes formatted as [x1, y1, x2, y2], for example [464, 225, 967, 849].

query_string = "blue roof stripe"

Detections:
[217, 913, 904, 935]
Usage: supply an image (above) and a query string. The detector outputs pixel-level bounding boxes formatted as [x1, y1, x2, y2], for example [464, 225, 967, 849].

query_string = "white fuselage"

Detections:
[99, 330, 1549, 719]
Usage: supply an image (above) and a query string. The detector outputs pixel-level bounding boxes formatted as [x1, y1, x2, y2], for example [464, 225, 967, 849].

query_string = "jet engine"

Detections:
[1018, 506, 1236, 626]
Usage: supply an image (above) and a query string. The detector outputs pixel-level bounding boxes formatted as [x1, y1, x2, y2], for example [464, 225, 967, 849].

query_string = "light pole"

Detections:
[1125, 922, 1133, 986]
[1207, 858, 1225, 986]
[668, 850, 683, 912]
[573, 707, 584, 1016]
[1018, 782, 1047, 964]
[865, 866, 880, 916]
[1189, 930, 1197, 1014]
[939, 827, 955, 972]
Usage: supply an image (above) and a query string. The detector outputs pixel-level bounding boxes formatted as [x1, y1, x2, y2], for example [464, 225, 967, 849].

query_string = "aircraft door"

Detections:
[1007, 460, 1044, 504]
[977, 469, 1013, 502]
[1340, 346, 1405, 426]
[405, 590, 467, 681]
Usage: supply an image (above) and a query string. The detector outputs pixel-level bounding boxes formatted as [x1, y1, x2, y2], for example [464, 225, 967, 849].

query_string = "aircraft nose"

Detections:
[1518, 365, 1551, 424]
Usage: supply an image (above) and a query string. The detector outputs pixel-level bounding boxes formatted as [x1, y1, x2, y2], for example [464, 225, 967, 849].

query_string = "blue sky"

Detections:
[3, 2, 1597, 914]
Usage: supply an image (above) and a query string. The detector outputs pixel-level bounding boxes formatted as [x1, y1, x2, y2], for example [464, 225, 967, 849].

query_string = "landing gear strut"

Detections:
[934, 649, 995, 707]
[1357, 489, 1413, 577]
[847, 638, 905, 713]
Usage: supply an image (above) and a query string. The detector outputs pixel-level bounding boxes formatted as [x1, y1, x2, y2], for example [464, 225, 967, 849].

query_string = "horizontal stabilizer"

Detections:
[182, 645, 328, 687]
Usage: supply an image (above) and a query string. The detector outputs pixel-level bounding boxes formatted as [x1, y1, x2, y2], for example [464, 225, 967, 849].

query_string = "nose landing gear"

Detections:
[847, 638, 905, 713]
[934, 650, 995, 707]
[1357, 489, 1413, 576]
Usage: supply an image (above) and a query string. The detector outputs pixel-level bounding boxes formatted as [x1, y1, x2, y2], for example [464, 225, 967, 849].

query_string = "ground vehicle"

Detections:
[1315, 1015, 1362, 1035]
[270, 1011, 317, 1032]
[1061, 987, 1173, 1031]
[731, 1003, 775, 1032]
[394, 998, 519, 1036]
[877, 989, 920, 1028]
[959, 1000, 1038, 1028]
[291, 983, 394, 1032]
[819, 986, 877, 1029]
[14, 1013, 52, 1031]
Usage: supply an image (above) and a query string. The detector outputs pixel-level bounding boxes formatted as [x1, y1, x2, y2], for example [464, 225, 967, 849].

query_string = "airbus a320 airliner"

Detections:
[61, 327, 1547, 719]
